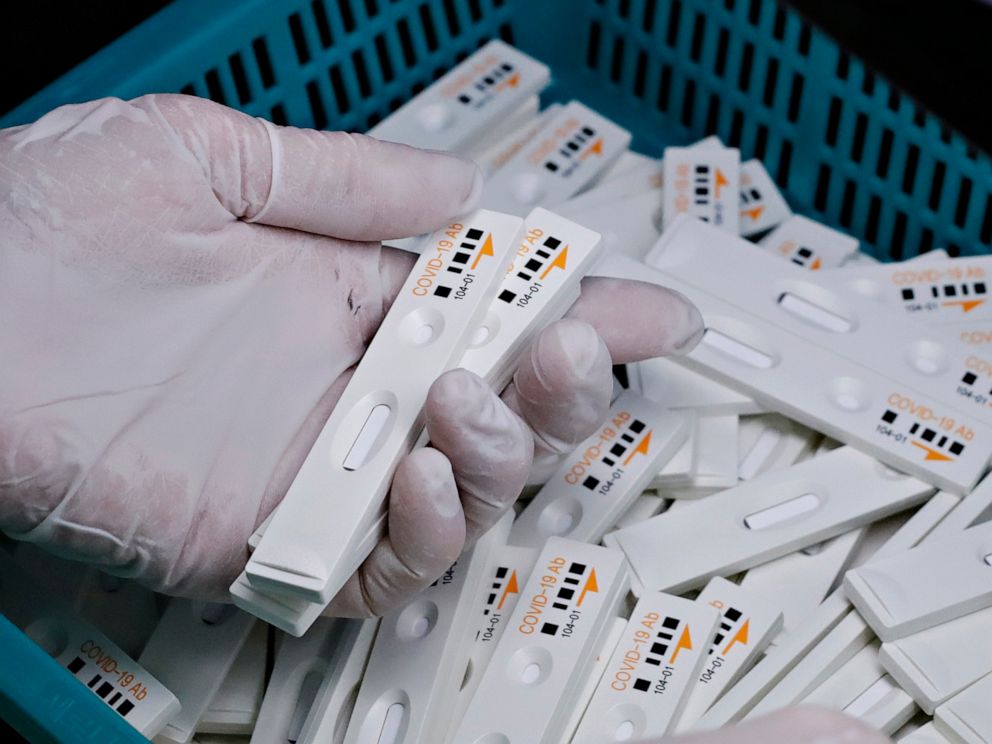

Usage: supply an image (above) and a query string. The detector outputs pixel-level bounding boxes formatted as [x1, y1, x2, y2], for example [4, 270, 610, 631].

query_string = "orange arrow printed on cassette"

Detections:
[669, 625, 693, 663]
[539, 245, 569, 280]
[576, 569, 599, 607]
[622, 430, 653, 466]
[742, 205, 764, 221]
[721, 619, 750, 655]
[498, 571, 519, 610]
[470, 234, 495, 270]
[581, 139, 604, 159]
[911, 441, 953, 461]
[714, 169, 730, 198]
[943, 299, 986, 313]
[810, 258, 822, 270]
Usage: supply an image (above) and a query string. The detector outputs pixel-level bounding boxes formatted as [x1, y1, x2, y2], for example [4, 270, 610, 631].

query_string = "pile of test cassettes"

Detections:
[4, 41, 992, 744]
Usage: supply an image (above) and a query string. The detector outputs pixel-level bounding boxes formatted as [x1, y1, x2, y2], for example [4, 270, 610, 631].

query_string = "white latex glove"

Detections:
[658, 707, 892, 744]
[0, 95, 703, 617]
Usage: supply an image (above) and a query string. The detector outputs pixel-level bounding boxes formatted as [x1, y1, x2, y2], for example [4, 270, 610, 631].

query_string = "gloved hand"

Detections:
[0, 94, 702, 616]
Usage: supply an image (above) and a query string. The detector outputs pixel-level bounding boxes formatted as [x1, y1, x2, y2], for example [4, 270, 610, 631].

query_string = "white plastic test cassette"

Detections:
[844, 520, 992, 641]
[615, 492, 668, 530]
[452, 538, 629, 744]
[138, 600, 256, 743]
[652, 413, 697, 488]
[561, 616, 628, 744]
[477, 103, 562, 176]
[367, 40, 550, 154]
[738, 158, 792, 237]
[607, 446, 933, 595]
[844, 676, 918, 735]
[737, 413, 822, 480]
[556, 186, 663, 260]
[900, 722, 956, 743]
[571, 592, 720, 743]
[509, 390, 691, 548]
[645, 216, 992, 494]
[934, 672, 992, 744]
[462, 94, 540, 162]
[197, 622, 267, 735]
[558, 156, 663, 216]
[880, 606, 992, 713]
[662, 145, 740, 234]
[481, 101, 631, 216]
[800, 642, 885, 710]
[675, 578, 784, 731]
[241, 210, 522, 616]
[689, 414, 740, 489]
[758, 214, 859, 270]
[344, 514, 510, 744]
[0, 551, 179, 737]
[635, 356, 762, 415]
[823, 256, 992, 325]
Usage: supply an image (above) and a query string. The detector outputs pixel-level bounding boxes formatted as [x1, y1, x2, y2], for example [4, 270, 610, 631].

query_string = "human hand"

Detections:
[0, 94, 702, 616]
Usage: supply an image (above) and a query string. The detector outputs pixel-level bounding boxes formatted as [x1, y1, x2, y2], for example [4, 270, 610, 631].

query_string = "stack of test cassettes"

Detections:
[4, 41, 992, 744]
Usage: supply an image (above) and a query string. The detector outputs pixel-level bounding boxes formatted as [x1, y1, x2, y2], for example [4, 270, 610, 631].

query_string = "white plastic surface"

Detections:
[801, 641, 885, 710]
[737, 413, 822, 481]
[559, 616, 627, 744]
[758, 214, 859, 270]
[571, 593, 720, 743]
[241, 210, 523, 621]
[900, 722, 955, 743]
[608, 446, 933, 595]
[689, 415, 739, 489]
[651, 414, 697, 489]
[556, 186, 662, 260]
[510, 390, 691, 548]
[635, 356, 762, 415]
[197, 623, 268, 735]
[476, 103, 562, 177]
[880, 606, 992, 714]
[643, 217, 992, 493]
[676, 578, 784, 731]
[614, 493, 668, 530]
[367, 40, 550, 154]
[845, 676, 919, 735]
[662, 146, 740, 234]
[482, 101, 632, 216]
[738, 158, 792, 237]
[452, 539, 629, 744]
[934, 673, 992, 744]
[558, 157, 663, 217]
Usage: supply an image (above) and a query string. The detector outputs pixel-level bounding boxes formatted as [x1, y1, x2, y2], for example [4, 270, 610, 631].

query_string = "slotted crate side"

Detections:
[2, 0, 990, 261]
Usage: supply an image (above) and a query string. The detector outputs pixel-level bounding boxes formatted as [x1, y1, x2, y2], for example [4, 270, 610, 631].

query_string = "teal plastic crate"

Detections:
[4, 0, 991, 260]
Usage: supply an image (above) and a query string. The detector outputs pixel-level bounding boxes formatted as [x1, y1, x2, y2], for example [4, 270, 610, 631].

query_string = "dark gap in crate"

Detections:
[205, 69, 226, 105]
[850, 112, 867, 163]
[814, 163, 831, 211]
[493, 0, 505, 5]
[419, 4, 439, 51]
[861, 69, 875, 96]
[180, 83, 195, 96]
[876, 129, 894, 178]
[762, 57, 779, 107]
[825, 96, 841, 146]
[468, 0, 482, 21]
[353, 50, 372, 98]
[928, 161, 946, 211]
[456, 50, 468, 63]
[253, 37, 276, 88]
[940, 125, 952, 144]
[729, 108, 743, 146]
[920, 227, 934, 253]
[705, 93, 720, 135]
[642, 0, 657, 33]
[967, 144, 979, 161]
[748, 0, 761, 25]
[389, 96, 403, 113]
[666, 0, 682, 47]
[912, 105, 925, 128]
[836, 51, 850, 80]
[798, 22, 811, 56]
[375, 34, 394, 83]
[306, 81, 327, 129]
[772, 7, 786, 40]
[902, 144, 920, 194]
[289, 13, 310, 65]
[610, 36, 625, 83]
[955, 177, 973, 228]
[982, 195, 992, 244]
[433, 65, 446, 81]
[312, 1, 333, 47]
[442, 0, 460, 37]
[681, 79, 696, 127]
[270, 103, 287, 125]
[738, 42, 754, 92]
[329, 65, 350, 114]
[364, 0, 379, 18]
[397, 18, 417, 66]
[754, 123, 768, 161]
[778, 137, 793, 191]
[891, 211, 907, 260]
[412, 81, 426, 95]
[634, 50, 648, 98]
[367, 111, 382, 128]
[866, 194, 881, 243]
[499, 22, 514, 43]
[724, 0, 735, 9]
[887, 88, 900, 112]
[947, 242, 961, 257]
[228, 53, 252, 104]
[690, 12, 705, 62]
[340, 0, 356, 33]
[839, 179, 855, 227]
[587, 22, 602, 70]
[787, 73, 803, 122]
[657, 64, 672, 112]
[618, 0, 631, 19]
[715, 27, 729, 77]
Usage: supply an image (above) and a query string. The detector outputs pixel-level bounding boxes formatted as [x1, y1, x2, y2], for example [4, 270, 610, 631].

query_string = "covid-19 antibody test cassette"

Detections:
[571, 592, 720, 742]
[366, 40, 550, 155]
[661, 146, 740, 234]
[509, 390, 691, 548]
[238, 210, 523, 624]
[934, 672, 992, 744]
[198, 622, 268, 735]
[738, 159, 792, 237]
[452, 539, 629, 744]
[844, 519, 992, 641]
[758, 215, 859, 270]
[606, 446, 933, 595]
[481, 101, 631, 216]
[737, 413, 822, 480]
[643, 215, 992, 494]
